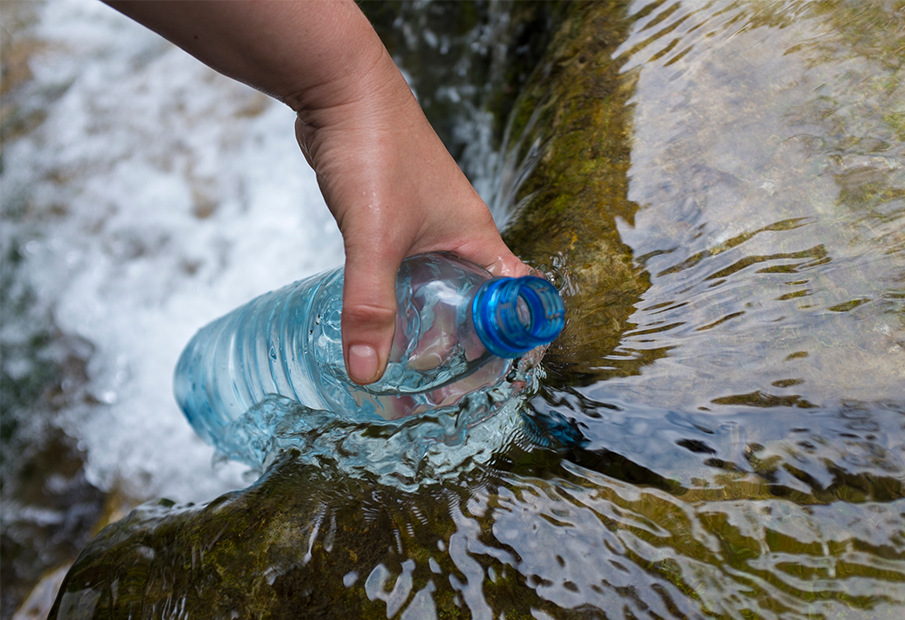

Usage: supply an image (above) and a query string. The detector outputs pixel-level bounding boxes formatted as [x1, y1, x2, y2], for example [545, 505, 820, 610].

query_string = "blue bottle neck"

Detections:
[471, 276, 565, 358]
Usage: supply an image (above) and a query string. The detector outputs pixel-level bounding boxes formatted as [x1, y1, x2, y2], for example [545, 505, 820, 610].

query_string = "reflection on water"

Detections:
[602, 0, 905, 412]
[5, 0, 905, 618]
[523, 0, 905, 615]
[51, 425, 905, 619]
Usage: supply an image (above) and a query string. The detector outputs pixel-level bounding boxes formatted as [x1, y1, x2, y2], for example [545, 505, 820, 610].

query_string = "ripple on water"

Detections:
[50, 441, 905, 619]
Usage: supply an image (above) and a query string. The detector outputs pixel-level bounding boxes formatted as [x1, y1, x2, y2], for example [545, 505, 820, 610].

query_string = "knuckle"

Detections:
[342, 303, 397, 332]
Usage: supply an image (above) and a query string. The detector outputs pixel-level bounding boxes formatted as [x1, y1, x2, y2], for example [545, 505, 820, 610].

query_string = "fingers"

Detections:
[340, 240, 404, 384]
[292, 61, 533, 386]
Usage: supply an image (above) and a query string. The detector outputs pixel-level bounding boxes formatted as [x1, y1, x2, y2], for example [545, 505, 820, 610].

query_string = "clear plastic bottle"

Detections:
[173, 252, 565, 446]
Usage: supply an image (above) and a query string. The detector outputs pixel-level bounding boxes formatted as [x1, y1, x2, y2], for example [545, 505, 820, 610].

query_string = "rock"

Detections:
[493, 1, 655, 380]
[49, 448, 569, 619]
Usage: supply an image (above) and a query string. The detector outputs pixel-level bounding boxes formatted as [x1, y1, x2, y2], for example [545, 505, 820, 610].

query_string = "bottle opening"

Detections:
[472, 276, 565, 358]
[516, 297, 531, 329]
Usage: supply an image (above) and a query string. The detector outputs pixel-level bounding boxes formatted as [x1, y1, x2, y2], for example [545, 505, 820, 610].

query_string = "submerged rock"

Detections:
[52, 452, 459, 619]
[50, 415, 905, 619]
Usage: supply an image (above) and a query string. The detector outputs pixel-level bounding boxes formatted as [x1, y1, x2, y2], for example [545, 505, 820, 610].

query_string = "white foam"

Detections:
[3, 0, 344, 502]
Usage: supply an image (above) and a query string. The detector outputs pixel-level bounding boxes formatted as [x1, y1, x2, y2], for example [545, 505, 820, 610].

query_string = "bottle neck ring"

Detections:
[472, 276, 565, 358]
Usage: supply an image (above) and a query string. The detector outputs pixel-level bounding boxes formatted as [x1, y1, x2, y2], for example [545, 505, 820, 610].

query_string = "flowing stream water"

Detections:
[2, 0, 904, 618]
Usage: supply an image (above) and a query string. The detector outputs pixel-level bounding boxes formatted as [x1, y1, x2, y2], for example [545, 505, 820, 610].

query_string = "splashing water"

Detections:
[2, 0, 344, 502]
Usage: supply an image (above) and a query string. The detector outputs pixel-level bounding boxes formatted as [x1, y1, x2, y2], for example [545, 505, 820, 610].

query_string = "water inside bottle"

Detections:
[516, 296, 531, 329]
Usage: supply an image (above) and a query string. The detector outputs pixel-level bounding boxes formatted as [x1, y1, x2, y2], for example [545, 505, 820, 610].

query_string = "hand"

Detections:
[294, 54, 529, 384]
[103, 0, 529, 385]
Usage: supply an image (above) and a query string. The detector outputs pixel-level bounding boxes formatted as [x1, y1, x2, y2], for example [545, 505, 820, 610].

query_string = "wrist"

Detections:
[287, 29, 413, 132]
[281, 6, 395, 108]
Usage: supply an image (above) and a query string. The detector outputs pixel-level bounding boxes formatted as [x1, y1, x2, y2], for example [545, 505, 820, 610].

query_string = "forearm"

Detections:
[103, 0, 396, 113]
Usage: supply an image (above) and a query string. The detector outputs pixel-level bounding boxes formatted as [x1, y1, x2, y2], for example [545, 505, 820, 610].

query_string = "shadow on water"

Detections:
[21, 0, 905, 617]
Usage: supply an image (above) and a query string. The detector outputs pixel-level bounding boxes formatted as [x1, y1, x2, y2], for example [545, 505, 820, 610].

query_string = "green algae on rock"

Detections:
[490, 1, 655, 383]
[48, 447, 574, 619]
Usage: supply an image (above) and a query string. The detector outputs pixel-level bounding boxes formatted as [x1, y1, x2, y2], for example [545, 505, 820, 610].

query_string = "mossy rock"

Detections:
[50, 455, 434, 618]
[48, 449, 613, 619]
[494, 1, 654, 382]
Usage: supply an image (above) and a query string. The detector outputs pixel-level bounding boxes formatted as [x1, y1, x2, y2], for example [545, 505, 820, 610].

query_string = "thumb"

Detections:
[340, 242, 403, 385]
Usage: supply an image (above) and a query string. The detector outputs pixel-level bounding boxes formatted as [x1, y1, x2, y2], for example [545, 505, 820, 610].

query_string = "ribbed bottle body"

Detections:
[173, 268, 338, 445]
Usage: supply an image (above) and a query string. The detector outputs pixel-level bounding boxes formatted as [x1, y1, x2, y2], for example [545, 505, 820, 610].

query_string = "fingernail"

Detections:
[348, 344, 379, 384]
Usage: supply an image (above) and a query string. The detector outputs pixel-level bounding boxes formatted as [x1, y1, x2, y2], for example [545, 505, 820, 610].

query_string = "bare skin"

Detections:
[104, 0, 528, 384]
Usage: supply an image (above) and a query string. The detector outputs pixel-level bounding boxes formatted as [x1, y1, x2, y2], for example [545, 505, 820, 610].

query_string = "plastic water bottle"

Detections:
[173, 252, 565, 446]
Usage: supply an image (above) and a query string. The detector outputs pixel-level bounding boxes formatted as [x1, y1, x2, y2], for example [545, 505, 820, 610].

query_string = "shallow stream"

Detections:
[2, 0, 904, 618]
